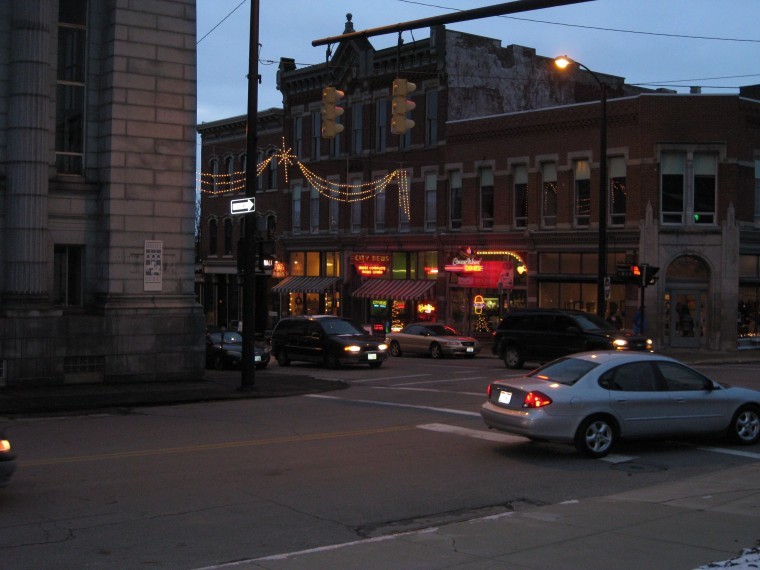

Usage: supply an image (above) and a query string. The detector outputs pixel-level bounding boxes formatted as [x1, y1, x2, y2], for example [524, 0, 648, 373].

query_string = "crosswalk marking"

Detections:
[417, 422, 526, 443]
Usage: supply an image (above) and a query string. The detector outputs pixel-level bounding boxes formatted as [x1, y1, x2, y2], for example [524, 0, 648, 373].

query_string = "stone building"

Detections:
[0, 0, 204, 385]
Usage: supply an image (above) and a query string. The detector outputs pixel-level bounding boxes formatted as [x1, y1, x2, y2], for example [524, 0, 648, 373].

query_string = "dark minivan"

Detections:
[491, 309, 653, 369]
[271, 315, 389, 369]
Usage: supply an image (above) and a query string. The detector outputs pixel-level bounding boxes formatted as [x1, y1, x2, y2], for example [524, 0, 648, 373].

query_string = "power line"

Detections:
[198, 0, 247, 45]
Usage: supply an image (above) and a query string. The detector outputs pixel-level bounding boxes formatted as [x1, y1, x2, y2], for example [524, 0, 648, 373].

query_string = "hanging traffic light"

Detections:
[391, 78, 416, 135]
[321, 86, 344, 139]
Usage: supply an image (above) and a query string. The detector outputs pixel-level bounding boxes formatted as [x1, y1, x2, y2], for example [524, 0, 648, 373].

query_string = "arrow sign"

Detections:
[230, 197, 255, 215]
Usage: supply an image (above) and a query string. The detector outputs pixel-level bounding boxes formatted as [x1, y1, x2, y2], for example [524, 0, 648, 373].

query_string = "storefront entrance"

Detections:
[665, 290, 706, 348]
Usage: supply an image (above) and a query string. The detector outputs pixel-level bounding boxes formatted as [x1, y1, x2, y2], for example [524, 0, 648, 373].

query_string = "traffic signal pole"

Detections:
[241, 0, 260, 390]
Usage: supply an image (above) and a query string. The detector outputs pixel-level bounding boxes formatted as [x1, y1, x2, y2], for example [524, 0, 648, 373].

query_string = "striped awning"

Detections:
[271, 276, 341, 294]
[352, 279, 436, 300]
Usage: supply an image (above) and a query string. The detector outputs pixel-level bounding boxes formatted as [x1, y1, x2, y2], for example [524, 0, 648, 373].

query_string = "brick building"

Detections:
[198, 18, 760, 352]
[0, 0, 204, 385]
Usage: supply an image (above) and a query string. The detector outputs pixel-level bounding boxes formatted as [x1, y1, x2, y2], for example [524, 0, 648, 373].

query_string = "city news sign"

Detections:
[350, 253, 390, 277]
[230, 197, 255, 215]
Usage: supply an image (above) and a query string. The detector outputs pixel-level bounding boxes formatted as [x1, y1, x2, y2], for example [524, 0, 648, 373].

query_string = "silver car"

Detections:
[481, 351, 760, 458]
[386, 323, 480, 359]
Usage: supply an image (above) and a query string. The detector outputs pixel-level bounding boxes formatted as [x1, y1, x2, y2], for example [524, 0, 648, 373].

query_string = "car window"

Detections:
[501, 315, 529, 331]
[599, 362, 658, 391]
[222, 332, 242, 344]
[426, 325, 458, 336]
[553, 316, 576, 333]
[528, 357, 599, 385]
[207, 332, 221, 344]
[404, 325, 424, 335]
[656, 361, 711, 391]
[320, 318, 365, 336]
[573, 313, 616, 332]
[306, 322, 322, 337]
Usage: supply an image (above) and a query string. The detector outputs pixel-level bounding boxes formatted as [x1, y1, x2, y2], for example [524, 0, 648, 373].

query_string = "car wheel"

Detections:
[368, 361, 383, 369]
[276, 350, 290, 366]
[729, 405, 760, 445]
[503, 346, 524, 369]
[325, 352, 341, 370]
[390, 341, 402, 357]
[574, 416, 617, 458]
[213, 355, 226, 370]
[430, 343, 443, 359]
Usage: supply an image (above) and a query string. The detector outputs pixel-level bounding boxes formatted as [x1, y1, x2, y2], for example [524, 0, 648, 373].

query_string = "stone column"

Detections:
[3, 0, 52, 304]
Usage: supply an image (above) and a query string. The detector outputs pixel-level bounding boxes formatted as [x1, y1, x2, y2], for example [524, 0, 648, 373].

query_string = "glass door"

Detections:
[666, 290, 705, 348]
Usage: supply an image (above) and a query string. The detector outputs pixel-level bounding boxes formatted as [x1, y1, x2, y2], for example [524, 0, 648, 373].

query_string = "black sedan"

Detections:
[206, 331, 270, 370]
[1, 430, 16, 488]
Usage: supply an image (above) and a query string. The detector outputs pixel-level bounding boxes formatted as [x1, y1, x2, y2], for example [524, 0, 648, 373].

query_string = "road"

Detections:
[1, 355, 758, 569]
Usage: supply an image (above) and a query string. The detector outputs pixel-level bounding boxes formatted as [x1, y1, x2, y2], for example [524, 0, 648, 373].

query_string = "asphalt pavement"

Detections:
[2, 348, 759, 569]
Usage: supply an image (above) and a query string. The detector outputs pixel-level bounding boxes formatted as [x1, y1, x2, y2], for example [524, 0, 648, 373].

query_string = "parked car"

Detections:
[271, 315, 388, 369]
[386, 323, 480, 358]
[491, 309, 653, 369]
[205, 331, 270, 370]
[1, 430, 16, 488]
[481, 351, 760, 458]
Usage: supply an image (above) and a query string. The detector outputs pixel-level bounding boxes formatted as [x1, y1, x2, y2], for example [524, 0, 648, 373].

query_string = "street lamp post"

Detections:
[555, 56, 608, 318]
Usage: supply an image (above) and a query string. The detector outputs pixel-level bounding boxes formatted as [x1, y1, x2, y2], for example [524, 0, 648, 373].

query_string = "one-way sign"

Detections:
[230, 197, 255, 215]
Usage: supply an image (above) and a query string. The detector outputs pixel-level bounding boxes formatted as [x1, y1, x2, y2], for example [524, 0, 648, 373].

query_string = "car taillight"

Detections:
[523, 391, 552, 408]
[486, 384, 492, 398]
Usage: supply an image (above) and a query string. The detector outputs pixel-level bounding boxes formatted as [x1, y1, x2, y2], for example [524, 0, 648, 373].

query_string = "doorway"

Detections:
[665, 290, 706, 348]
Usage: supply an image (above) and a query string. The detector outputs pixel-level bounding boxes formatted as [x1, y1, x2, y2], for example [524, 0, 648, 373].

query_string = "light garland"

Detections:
[198, 138, 411, 217]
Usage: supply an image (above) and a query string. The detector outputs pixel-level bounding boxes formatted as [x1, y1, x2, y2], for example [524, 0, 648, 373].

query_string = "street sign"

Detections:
[230, 197, 255, 215]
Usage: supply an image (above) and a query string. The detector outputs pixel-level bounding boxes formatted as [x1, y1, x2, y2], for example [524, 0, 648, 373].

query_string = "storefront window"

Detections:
[392, 252, 418, 279]
[419, 251, 438, 279]
[290, 252, 305, 276]
[738, 255, 760, 339]
[324, 251, 340, 276]
[306, 252, 320, 276]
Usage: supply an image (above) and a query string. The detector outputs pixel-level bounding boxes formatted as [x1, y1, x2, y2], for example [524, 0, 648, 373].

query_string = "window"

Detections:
[208, 219, 218, 255]
[755, 159, 760, 224]
[267, 154, 278, 190]
[661, 151, 718, 225]
[693, 153, 716, 224]
[574, 160, 591, 227]
[350, 177, 362, 233]
[256, 152, 263, 191]
[292, 185, 301, 234]
[224, 156, 235, 193]
[352, 103, 363, 155]
[514, 165, 528, 228]
[293, 116, 303, 158]
[449, 171, 462, 230]
[425, 90, 438, 146]
[376, 98, 387, 152]
[56, 0, 87, 174]
[542, 163, 558, 227]
[329, 188, 339, 233]
[374, 186, 386, 232]
[657, 362, 710, 391]
[424, 173, 437, 231]
[311, 111, 321, 160]
[610, 156, 627, 226]
[399, 182, 410, 232]
[224, 218, 233, 254]
[54, 245, 83, 306]
[209, 158, 220, 193]
[600, 362, 658, 391]
[480, 167, 494, 229]
[310, 187, 319, 233]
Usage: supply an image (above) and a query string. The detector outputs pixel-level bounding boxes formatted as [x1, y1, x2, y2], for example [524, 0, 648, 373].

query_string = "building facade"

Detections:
[0, 0, 204, 385]
[197, 18, 760, 352]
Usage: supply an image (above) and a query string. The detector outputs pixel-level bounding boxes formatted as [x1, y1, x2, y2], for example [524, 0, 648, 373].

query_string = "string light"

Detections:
[199, 138, 411, 215]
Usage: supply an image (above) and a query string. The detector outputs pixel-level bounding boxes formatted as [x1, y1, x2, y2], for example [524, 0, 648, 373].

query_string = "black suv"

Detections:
[491, 309, 653, 369]
[271, 315, 389, 369]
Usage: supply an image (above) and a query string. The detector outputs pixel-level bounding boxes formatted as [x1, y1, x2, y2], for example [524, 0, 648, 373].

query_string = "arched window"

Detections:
[210, 158, 219, 193]
[208, 218, 218, 255]
[224, 218, 233, 255]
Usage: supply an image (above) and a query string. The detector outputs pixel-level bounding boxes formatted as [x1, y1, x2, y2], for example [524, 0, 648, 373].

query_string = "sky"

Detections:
[196, 0, 760, 126]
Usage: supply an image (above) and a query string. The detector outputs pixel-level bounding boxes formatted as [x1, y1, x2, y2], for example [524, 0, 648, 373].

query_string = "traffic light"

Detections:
[321, 86, 344, 139]
[391, 78, 416, 135]
[615, 264, 640, 280]
[641, 264, 660, 287]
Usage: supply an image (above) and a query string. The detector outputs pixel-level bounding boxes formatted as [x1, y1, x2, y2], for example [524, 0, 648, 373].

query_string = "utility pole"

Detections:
[241, 0, 260, 390]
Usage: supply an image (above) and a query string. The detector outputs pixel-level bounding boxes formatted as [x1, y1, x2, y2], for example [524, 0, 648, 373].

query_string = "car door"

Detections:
[601, 361, 671, 437]
[654, 361, 729, 434]
[551, 315, 587, 358]
[301, 321, 325, 363]
[404, 325, 427, 354]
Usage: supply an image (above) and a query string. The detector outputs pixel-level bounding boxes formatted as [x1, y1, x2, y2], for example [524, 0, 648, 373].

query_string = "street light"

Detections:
[555, 55, 608, 318]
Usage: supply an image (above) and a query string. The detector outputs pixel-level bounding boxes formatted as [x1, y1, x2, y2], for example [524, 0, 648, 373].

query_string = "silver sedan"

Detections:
[481, 351, 760, 458]
[386, 323, 480, 359]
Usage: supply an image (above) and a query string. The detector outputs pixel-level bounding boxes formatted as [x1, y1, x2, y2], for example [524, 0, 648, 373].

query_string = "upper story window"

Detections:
[610, 156, 627, 226]
[310, 187, 320, 234]
[224, 156, 235, 193]
[374, 186, 386, 233]
[223, 218, 233, 255]
[311, 111, 321, 160]
[350, 177, 362, 234]
[425, 90, 438, 146]
[541, 162, 558, 228]
[209, 158, 220, 194]
[329, 183, 340, 233]
[292, 184, 302, 234]
[267, 154, 278, 190]
[424, 172, 437, 231]
[755, 159, 760, 225]
[293, 116, 303, 158]
[54, 244, 84, 306]
[514, 165, 528, 228]
[449, 171, 462, 231]
[208, 218, 218, 255]
[375, 99, 387, 152]
[56, 0, 87, 175]
[399, 171, 411, 233]
[574, 159, 591, 227]
[661, 150, 717, 225]
[352, 103, 363, 155]
[479, 167, 494, 230]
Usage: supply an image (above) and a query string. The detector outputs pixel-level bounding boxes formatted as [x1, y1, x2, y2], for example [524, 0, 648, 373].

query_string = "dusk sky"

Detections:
[196, 0, 760, 124]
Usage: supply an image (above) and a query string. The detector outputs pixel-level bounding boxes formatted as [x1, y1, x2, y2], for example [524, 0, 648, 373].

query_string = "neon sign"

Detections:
[351, 253, 390, 277]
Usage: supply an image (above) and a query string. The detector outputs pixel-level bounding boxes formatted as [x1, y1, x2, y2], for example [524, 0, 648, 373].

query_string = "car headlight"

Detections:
[344, 345, 361, 353]
[612, 339, 628, 348]
[377, 343, 388, 351]
[0, 439, 11, 454]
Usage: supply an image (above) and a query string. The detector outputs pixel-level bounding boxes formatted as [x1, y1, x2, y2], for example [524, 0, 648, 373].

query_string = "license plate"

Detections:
[368, 353, 377, 360]
[466, 347, 474, 353]
[498, 390, 512, 404]
[255, 355, 262, 362]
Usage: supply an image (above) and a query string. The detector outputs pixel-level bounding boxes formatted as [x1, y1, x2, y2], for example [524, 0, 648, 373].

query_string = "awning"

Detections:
[352, 279, 436, 300]
[271, 276, 341, 294]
